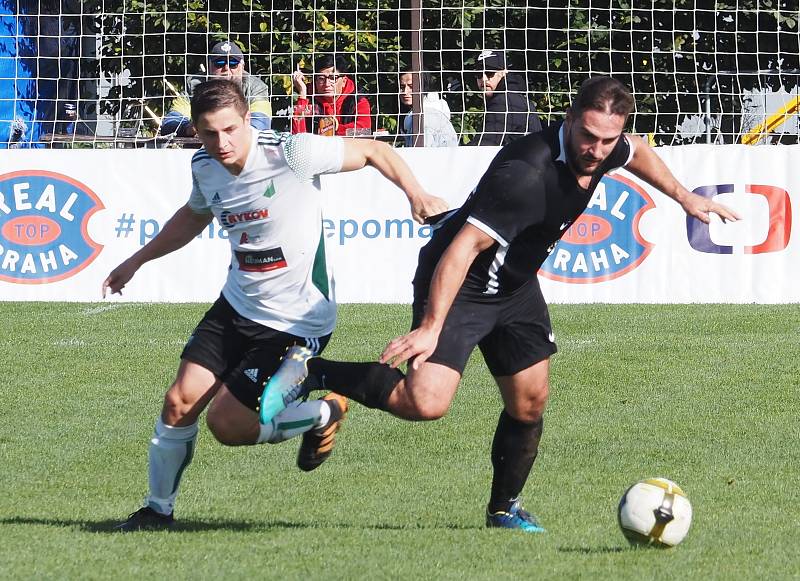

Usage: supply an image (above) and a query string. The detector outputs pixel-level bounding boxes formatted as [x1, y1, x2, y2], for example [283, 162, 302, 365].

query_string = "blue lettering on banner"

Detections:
[117, 215, 430, 248]
[323, 218, 433, 245]
[539, 174, 656, 283]
[0, 170, 104, 283]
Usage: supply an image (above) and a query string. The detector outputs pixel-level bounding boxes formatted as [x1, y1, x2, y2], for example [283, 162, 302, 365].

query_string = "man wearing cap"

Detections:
[160, 40, 272, 137]
[470, 49, 542, 146]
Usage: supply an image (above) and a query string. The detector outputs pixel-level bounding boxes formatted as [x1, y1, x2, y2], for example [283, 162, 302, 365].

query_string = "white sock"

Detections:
[256, 400, 329, 444]
[145, 417, 198, 515]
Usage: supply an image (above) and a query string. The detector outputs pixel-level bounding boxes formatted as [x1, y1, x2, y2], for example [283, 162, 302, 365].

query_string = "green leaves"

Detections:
[91, 1, 799, 143]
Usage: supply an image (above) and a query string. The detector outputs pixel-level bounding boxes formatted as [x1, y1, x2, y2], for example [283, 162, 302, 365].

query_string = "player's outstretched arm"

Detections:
[102, 203, 213, 297]
[381, 223, 495, 369]
[623, 134, 740, 224]
[340, 138, 448, 224]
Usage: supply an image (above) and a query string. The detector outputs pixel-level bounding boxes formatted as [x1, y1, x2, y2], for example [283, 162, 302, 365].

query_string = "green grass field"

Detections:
[1, 302, 798, 579]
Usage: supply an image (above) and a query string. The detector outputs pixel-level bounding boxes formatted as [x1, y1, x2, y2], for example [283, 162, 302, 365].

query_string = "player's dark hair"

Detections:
[190, 78, 248, 123]
[570, 76, 634, 118]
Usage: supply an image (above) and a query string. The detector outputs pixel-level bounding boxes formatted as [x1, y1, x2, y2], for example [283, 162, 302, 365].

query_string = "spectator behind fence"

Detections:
[469, 50, 542, 146]
[160, 40, 272, 137]
[292, 54, 372, 136]
[399, 71, 459, 147]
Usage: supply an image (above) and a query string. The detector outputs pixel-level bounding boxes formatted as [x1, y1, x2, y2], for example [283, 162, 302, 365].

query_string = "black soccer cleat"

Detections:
[297, 392, 348, 472]
[114, 506, 175, 532]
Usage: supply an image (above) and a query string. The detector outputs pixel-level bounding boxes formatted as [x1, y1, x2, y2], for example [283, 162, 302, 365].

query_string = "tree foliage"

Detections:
[90, 0, 799, 144]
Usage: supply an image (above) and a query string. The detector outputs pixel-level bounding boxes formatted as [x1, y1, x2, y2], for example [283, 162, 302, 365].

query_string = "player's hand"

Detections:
[381, 326, 439, 370]
[101, 258, 139, 298]
[681, 191, 740, 224]
[410, 193, 449, 225]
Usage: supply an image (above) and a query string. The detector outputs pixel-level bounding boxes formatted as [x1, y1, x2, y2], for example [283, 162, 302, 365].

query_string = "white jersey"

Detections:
[188, 129, 345, 337]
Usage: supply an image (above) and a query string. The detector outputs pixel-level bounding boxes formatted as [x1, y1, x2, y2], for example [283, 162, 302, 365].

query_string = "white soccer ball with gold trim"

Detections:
[617, 477, 692, 547]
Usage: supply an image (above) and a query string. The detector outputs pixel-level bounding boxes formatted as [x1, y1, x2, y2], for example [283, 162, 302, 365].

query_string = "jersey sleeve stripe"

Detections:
[191, 150, 210, 163]
[257, 130, 289, 145]
[466, 216, 509, 247]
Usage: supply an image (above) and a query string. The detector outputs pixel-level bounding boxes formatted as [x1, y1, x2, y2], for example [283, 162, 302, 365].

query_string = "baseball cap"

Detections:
[475, 49, 506, 72]
[209, 41, 244, 66]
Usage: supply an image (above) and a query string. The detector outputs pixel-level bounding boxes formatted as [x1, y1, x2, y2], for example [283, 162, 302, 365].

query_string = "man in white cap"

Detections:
[469, 49, 542, 146]
[160, 40, 272, 137]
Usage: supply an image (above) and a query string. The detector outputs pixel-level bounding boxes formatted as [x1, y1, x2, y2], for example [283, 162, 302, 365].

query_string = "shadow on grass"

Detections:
[1, 516, 478, 533]
[557, 546, 630, 554]
[558, 547, 635, 555]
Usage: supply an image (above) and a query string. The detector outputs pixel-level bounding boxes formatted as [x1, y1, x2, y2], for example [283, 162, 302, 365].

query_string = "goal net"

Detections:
[2, 0, 798, 147]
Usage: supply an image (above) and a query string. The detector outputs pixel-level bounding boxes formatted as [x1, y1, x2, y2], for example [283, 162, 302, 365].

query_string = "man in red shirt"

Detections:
[291, 54, 372, 136]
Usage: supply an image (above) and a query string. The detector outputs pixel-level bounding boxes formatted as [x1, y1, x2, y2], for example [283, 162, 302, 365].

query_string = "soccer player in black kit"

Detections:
[260, 76, 739, 531]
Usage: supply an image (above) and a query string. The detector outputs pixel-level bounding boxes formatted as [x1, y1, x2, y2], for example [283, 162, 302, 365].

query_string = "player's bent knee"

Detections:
[161, 387, 197, 424]
[414, 407, 448, 421]
[391, 380, 451, 420]
[401, 363, 462, 420]
[511, 395, 548, 423]
[405, 396, 450, 421]
[505, 386, 549, 423]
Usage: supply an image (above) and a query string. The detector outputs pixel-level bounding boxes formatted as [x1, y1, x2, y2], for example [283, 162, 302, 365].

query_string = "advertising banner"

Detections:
[0, 144, 796, 303]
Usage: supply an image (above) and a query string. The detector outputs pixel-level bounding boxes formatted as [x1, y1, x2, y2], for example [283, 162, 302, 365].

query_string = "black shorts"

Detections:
[181, 295, 331, 411]
[412, 279, 557, 376]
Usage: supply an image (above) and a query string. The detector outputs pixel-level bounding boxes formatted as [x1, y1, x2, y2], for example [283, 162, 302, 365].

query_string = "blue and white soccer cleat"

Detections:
[486, 499, 546, 533]
[259, 345, 315, 425]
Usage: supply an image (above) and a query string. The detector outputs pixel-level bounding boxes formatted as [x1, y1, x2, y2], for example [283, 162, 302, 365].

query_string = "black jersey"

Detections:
[415, 122, 633, 298]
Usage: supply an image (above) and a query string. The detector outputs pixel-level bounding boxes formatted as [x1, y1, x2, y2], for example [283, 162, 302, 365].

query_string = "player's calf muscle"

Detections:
[206, 414, 257, 445]
[206, 389, 259, 445]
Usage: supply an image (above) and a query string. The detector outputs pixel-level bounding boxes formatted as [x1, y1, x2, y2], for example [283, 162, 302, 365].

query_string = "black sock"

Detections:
[488, 410, 544, 513]
[307, 358, 404, 411]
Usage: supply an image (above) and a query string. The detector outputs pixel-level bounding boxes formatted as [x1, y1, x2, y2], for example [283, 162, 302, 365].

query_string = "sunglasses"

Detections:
[212, 58, 241, 68]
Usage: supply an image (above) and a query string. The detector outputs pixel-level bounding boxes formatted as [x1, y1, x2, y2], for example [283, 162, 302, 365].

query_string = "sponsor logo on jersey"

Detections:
[263, 180, 276, 198]
[219, 207, 269, 228]
[238, 231, 262, 245]
[539, 174, 655, 284]
[688, 184, 791, 254]
[244, 368, 259, 383]
[211, 192, 221, 204]
[0, 170, 104, 284]
[235, 247, 287, 272]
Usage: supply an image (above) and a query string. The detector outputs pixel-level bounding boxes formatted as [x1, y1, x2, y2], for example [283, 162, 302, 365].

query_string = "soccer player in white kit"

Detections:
[102, 78, 447, 531]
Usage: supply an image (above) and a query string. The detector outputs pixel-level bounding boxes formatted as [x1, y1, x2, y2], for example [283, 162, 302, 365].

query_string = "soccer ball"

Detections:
[617, 477, 692, 547]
